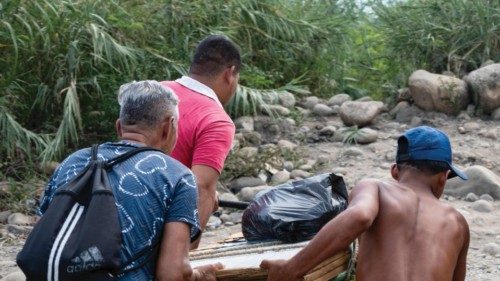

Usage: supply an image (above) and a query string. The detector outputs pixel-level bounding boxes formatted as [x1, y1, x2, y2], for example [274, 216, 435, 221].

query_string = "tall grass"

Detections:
[1, 0, 354, 165]
[0, 0, 143, 162]
[372, 0, 500, 75]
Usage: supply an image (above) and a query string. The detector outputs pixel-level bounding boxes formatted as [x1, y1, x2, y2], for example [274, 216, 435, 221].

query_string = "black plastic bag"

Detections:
[242, 173, 348, 243]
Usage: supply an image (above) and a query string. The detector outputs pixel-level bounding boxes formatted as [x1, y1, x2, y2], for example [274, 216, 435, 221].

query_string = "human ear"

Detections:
[115, 119, 122, 137]
[162, 117, 174, 139]
[390, 164, 399, 180]
[225, 65, 236, 83]
[438, 170, 450, 188]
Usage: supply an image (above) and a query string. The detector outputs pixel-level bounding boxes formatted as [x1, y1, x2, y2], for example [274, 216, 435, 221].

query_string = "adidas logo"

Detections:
[66, 246, 104, 273]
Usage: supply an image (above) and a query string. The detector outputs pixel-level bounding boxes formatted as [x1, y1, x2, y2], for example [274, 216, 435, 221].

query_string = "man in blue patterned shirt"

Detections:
[38, 80, 222, 280]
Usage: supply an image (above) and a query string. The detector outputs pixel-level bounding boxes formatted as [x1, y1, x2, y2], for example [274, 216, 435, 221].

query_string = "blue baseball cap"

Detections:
[396, 126, 468, 180]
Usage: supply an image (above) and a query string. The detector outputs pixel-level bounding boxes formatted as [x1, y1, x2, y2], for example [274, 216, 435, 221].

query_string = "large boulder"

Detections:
[444, 165, 500, 199]
[409, 70, 469, 115]
[464, 63, 500, 114]
[339, 101, 384, 127]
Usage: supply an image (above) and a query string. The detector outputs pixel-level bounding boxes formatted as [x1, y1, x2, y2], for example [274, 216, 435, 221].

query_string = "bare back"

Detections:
[356, 180, 469, 281]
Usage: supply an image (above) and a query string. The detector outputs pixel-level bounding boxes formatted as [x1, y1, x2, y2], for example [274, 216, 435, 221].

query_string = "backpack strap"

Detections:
[113, 237, 162, 275]
[104, 146, 164, 170]
[91, 144, 99, 161]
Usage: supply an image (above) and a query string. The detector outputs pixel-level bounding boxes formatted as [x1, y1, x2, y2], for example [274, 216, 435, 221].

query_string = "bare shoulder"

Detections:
[354, 178, 385, 188]
[440, 202, 470, 237]
[351, 178, 382, 194]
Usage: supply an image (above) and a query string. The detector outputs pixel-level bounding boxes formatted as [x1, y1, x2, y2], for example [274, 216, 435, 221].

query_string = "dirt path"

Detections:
[1, 110, 499, 280]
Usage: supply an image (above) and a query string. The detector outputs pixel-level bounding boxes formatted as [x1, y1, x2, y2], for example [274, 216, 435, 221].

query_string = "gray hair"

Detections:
[117, 80, 179, 128]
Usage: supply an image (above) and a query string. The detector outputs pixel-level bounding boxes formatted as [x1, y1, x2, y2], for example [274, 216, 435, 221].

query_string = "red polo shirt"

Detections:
[161, 77, 235, 174]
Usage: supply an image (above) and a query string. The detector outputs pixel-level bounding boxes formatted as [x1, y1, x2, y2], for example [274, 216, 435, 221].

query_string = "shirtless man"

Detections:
[261, 126, 470, 281]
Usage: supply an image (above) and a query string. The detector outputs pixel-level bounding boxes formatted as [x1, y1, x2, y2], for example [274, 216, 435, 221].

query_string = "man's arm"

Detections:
[190, 164, 219, 249]
[156, 222, 222, 281]
[260, 179, 380, 280]
[452, 214, 470, 281]
[156, 222, 193, 280]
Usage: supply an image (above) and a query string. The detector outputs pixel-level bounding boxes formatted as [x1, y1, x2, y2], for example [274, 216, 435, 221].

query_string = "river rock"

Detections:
[206, 216, 222, 229]
[339, 101, 384, 127]
[303, 96, 320, 110]
[231, 139, 241, 151]
[278, 91, 296, 108]
[238, 185, 272, 202]
[313, 103, 334, 116]
[0, 210, 12, 224]
[219, 212, 243, 224]
[290, 170, 312, 179]
[465, 193, 479, 202]
[395, 105, 424, 124]
[283, 161, 294, 172]
[266, 105, 290, 116]
[228, 177, 265, 193]
[464, 63, 500, 114]
[277, 140, 297, 150]
[219, 192, 239, 203]
[462, 122, 481, 133]
[409, 69, 469, 115]
[471, 199, 494, 213]
[444, 165, 500, 199]
[298, 164, 313, 171]
[316, 155, 330, 166]
[0, 181, 8, 198]
[234, 116, 254, 132]
[328, 94, 351, 106]
[243, 131, 262, 146]
[271, 170, 290, 185]
[7, 213, 33, 226]
[389, 101, 410, 117]
[343, 147, 363, 157]
[319, 126, 337, 136]
[492, 107, 500, 120]
[479, 194, 494, 202]
[354, 128, 378, 144]
[7, 224, 33, 235]
[238, 146, 259, 159]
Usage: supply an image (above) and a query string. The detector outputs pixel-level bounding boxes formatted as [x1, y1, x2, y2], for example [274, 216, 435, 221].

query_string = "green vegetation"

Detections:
[1, 0, 500, 178]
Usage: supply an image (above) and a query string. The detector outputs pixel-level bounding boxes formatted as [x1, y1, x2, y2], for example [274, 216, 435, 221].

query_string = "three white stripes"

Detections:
[47, 203, 85, 281]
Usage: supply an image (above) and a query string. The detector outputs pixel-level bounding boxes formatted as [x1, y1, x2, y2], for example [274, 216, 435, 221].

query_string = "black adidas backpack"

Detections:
[17, 144, 162, 281]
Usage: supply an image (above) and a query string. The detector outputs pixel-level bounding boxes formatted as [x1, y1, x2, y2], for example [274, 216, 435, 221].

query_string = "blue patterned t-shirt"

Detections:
[38, 141, 201, 280]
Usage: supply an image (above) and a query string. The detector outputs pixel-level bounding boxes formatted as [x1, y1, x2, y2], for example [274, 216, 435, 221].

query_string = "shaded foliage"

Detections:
[0, 0, 354, 165]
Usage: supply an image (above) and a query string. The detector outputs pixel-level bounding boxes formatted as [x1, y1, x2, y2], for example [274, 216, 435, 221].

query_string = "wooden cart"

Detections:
[190, 238, 351, 281]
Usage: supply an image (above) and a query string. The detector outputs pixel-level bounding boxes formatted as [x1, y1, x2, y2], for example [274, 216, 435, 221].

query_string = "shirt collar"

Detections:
[175, 76, 223, 108]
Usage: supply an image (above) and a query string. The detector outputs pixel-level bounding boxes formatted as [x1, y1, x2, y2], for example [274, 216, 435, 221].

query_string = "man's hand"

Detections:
[260, 259, 301, 281]
[192, 263, 224, 281]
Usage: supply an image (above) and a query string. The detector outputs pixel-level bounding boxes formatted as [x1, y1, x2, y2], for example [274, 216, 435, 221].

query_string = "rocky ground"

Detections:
[1, 94, 500, 280]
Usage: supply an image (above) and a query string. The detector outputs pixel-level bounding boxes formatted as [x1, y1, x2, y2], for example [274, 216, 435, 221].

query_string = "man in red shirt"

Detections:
[161, 35, 240, 247]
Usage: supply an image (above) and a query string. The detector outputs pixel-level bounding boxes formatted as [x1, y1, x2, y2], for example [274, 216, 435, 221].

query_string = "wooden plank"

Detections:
[191, 240, 350, 280]
[303, 253, 349, 281]
[314, 265, 346, 281]
[216, 268, 267, 281]
[210, 252, 348, 281]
